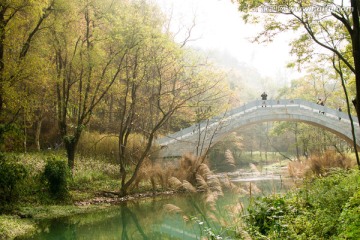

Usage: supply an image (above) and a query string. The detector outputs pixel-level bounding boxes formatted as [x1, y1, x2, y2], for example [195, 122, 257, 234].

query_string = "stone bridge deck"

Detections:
[156, 99, 360, 158]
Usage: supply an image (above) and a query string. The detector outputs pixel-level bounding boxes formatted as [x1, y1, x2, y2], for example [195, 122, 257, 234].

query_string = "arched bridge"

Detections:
[156, 99, 360, 158]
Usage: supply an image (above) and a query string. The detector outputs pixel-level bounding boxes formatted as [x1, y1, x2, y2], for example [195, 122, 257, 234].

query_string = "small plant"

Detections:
[245, 195, 291, 238]
[43, 157, 70, 200]
[0, 154, 27, 209]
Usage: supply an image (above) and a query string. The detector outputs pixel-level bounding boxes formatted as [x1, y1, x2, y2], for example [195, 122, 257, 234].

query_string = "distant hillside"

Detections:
[195, 48, 286, 103]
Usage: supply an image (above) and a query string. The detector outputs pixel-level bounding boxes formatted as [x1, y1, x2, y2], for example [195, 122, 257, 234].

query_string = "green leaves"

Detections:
[42, 157, 70, 200]
[0, 154, 27, 208]
[245, 169, 360, 239]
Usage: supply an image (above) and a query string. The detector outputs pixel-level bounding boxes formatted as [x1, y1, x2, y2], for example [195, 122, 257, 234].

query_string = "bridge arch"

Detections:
[157, 99, 360, 158]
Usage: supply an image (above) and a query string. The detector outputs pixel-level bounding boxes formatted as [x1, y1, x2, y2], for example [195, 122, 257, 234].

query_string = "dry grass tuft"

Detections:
[244, 182, 262, 195]
[196, 174, 209, 191]
[164, 204, 183, 214]
[168, 177, 183, 190]
[77, 131, 118, 162]
[220, 174, 241, 192]
[288, 159, 309, 178]
[224, 149, 236, 167]
[160, 153, 251, 239]
[197, 163, 212, 179]
[133, 158, 176, 190]
[288, 150, 355, 178]
[182, 180, 197, 193]
[163, 204, 191, 224]
[249, 163, 260, 175]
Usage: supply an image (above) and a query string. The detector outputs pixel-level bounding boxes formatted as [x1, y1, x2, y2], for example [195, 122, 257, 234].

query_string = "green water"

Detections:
[20, 178, 291, 240]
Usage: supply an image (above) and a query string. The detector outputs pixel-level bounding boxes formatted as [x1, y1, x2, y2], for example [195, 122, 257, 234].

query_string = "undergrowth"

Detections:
[244, 168, 360, 239]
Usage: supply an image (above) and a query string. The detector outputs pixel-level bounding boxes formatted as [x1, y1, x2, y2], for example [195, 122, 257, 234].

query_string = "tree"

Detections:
[113, 2, 230, 196]
[0, 0, 54, 148]
[236, 0, 360, 124]
[49, 0, 131, 169]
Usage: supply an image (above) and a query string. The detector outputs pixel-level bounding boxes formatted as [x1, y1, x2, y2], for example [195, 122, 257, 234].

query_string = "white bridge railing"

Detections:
[157, 99, 359, 146]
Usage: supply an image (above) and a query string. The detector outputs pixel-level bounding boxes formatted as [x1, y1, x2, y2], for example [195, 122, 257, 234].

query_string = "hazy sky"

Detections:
[154, 0, 298, 81]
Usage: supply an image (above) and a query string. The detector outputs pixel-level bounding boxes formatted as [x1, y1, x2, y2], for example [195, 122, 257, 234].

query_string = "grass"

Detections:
[288, 150, 356, 178]
[0, 152, 122, 239]
[0, 215, 37, 239]
[17, 204, 118, 219]
[0, 204, 121, 239]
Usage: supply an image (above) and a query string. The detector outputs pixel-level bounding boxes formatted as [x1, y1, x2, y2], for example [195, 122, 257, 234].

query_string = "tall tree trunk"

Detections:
[108, 94, 114, 130]
[295, 123, 300, 160]
[119, 132, 155, 197]
[351, 0, 360, 126]
[62, 128, 82, 170]
[0, 6, 5, 116]
[64, 139, 77, 170]
[35, 118, 43, 151]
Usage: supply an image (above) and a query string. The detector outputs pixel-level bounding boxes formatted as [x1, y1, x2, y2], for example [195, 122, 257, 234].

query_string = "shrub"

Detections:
[245, 194, 294, 238]
[43, 158, 70, 200]
[338, 190, 360, 239]
[0, 154, 27, 209]
[245, 169, 360, 239]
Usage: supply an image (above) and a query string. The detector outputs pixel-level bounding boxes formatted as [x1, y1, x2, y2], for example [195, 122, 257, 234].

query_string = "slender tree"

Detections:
[49, 0, 131, 169]
[115, 3, 230, 195]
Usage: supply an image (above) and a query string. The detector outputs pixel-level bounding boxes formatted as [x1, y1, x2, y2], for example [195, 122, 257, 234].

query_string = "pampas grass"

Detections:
[168, 177, 183, 190]
[196, 174, 208, 191]
[164, 204, 183, 214]
[288, 150, 355, 178]
[162, 153, 250, 239]
[224, 149, 236, 167]
[182, 180, 197, 193]
[133, 158, 175, 190]
[245, 182, 261, 195]
[249, 163, 260, 175]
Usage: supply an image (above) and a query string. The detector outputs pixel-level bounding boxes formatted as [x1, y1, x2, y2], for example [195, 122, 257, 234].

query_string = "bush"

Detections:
[245, 195, 295, 238]
[0, 154, 27, 209]
[43, 158, 70, 200]
[244, 169, 360, 239]
[338, 190, 360, 239]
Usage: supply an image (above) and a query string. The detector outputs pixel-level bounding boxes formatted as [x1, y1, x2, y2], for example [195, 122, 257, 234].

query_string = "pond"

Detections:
[20, 173, 294, 240]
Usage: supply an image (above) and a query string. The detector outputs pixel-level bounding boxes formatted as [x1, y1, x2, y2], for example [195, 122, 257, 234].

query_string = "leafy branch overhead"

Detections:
[236, 0, 360, 167]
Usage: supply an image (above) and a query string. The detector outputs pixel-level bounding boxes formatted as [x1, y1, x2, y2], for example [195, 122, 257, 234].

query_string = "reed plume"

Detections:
[168, 177, 183, 190]
[224, 149, 236, 167]
[164, 204, 183, 214]
[249, 163, 260, 175]
[196, 174, 209, 191]
[182, 180, 197, 193]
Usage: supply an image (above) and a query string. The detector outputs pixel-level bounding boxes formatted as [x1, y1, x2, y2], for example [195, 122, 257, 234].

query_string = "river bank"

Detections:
[0, 153, 287, 239]
[0, 189, 182, 239]
[2, 152, 358, 239]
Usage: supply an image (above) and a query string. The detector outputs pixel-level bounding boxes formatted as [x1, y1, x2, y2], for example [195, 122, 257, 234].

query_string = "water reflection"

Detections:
[20, 178, 292, 240]
[21, 194, 220, 240]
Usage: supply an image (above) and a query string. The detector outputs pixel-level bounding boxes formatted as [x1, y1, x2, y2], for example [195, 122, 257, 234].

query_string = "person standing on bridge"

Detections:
[261, 92, 268, 107]
[317, 98, 325, 114]
[338, 106, 342, 120]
